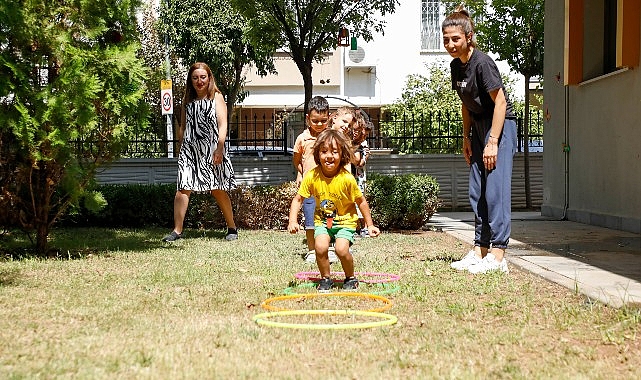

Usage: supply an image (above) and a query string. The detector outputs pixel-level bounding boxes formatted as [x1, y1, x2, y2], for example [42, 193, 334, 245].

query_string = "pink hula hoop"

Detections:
[294, 271, 400, 284]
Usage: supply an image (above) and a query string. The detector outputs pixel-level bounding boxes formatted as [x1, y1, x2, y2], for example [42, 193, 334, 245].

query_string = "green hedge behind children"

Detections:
[60, 174, 440, 231]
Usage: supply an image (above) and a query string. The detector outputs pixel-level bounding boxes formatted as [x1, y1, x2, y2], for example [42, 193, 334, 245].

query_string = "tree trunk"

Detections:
[33, 166, 53, 255]
[36, 221, 50, 255]
[523, 75, 532, 209]
[300, 63, 314, 116]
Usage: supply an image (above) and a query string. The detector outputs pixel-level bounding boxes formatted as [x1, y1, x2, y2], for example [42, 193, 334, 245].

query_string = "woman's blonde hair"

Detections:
[442, 5, 476, 48]
[313, 129, 354, 169]
[183, 62, 221, 105]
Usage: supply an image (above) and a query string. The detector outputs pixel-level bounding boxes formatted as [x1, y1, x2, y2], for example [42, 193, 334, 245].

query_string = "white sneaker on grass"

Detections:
[467, 253, 509, 274]
[304, 250, 316, 263]
[451, 250, 481, 271]
[304, 248, 339, 264]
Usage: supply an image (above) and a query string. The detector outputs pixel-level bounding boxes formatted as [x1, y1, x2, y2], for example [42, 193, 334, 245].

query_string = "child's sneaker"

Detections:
[342, 277, 359, 291]
[467, 253, 509, 274]
[451, 250, 481, 270]
[317, 277, 334, 293]
[304, 250, 316, 263]
[360, 228, 370, 238]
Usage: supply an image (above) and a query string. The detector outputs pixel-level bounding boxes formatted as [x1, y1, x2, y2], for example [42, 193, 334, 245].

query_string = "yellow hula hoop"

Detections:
[261, 292, 393, 312]
[253, 309, 398, 330]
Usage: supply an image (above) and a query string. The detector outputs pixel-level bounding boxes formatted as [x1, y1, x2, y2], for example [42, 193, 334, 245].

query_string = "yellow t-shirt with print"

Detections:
[297, 167, 363, 229]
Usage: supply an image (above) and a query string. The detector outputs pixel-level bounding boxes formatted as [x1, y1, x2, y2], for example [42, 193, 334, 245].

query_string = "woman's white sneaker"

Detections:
[467, 253, 509, 274]
[451, 250, 482, 271]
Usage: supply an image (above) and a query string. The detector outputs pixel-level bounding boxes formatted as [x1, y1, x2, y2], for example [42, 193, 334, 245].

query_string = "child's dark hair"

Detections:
[308, 95, 329, 115]
[442, 5, 476, 48]
[313, 129, 354, 168]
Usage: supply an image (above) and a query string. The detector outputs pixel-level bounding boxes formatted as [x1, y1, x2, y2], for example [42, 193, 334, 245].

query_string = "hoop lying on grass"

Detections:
[282, 282, 400, 296]
[294, 271, 400, 284]
[253, 309, 398, 330]
[261, 292, 393, 313]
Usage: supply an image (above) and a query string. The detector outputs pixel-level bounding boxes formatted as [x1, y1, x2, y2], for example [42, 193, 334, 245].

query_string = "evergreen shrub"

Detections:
[367, 173, 440, 230]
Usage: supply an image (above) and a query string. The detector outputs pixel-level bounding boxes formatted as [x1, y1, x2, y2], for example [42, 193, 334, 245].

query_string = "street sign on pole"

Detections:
[161, 80, 173, 115]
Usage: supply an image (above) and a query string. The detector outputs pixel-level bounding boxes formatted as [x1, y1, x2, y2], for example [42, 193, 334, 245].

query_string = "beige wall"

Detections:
[244, 50, 341, 88]
[543, 0, 641, 233]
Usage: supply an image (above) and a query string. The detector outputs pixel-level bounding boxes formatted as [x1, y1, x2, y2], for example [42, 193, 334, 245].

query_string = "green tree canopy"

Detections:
[386, 62, 461, 117]
[159, 0, 275, 121]
[233, 0, 399, 114]
[382, 62, 522, 154]
[0, 0, 148, 254]
[382, 62, 462, 154]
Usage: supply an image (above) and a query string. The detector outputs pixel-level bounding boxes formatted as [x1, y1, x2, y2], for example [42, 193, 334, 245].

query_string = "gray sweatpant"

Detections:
[469, 118, 517, 249]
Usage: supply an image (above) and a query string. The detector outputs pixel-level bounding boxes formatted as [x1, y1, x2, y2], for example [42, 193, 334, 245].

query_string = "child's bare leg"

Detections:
[334, 238, 354, 278]
[305, 229, 315, 251]
[315, 234, 332, 278]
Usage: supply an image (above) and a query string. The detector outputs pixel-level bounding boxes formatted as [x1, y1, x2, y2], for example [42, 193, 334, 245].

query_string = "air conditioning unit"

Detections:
[345, 46, 376, 72]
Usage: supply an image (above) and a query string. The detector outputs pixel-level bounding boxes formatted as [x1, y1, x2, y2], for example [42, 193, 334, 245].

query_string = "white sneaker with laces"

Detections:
[451, 250, 482, 271]
[467, 253, 509, 274]
[305, 248, 339, 263]
[304, 250, 316, 263]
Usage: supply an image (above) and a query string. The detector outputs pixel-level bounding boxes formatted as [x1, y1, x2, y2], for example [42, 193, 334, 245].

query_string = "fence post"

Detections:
[517, 116, 523, 152]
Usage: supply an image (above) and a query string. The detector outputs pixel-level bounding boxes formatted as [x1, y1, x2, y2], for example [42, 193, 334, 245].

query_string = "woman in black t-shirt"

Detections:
[442, 7, 517, 274]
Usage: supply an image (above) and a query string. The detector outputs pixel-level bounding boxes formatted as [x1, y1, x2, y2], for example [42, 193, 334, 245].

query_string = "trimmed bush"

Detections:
[367, 173, 440, 230]
[60, 182, 300, 231]
[59, 175, 440, 231]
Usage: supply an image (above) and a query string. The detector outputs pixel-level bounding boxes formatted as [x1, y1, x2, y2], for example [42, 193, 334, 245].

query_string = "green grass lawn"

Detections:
[1, 228, 640, 379]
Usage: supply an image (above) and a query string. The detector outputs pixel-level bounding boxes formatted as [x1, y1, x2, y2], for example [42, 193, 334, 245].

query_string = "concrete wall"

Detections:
[543, 1, 641, 234]
[95, 153, 543, 211]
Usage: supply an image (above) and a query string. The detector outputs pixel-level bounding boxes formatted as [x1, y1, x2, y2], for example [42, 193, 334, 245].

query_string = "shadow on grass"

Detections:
[0, 227, 175, 261]
[0, 267, 20, 286]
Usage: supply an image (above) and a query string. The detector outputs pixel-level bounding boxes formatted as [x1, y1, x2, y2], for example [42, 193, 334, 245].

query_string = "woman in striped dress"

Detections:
[162, 62, 238, 242]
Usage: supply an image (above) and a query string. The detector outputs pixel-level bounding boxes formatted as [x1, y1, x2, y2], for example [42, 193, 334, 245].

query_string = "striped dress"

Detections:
[176, 98, 236, 192]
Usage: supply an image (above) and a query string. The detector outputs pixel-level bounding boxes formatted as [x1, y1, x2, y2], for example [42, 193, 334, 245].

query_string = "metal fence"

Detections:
[374, 109, 544, 153]
[120, 109, 544, 158]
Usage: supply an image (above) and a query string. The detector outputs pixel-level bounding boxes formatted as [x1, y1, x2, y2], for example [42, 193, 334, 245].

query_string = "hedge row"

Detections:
[61, 174, 440, 231]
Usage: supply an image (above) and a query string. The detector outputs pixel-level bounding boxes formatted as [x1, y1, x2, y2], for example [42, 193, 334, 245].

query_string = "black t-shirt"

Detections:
[450, 49, 515, 120]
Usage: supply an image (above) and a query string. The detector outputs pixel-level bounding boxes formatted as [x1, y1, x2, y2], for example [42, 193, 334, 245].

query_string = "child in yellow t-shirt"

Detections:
[288, 129, 380, 292]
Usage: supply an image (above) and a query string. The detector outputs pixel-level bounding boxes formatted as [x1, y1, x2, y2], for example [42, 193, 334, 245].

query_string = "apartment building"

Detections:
[234, 1, 522, 148]
[234, 1, 453, 145]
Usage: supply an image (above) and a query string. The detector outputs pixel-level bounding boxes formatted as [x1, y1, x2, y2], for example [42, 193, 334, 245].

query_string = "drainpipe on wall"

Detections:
[562, 85, 570, 220]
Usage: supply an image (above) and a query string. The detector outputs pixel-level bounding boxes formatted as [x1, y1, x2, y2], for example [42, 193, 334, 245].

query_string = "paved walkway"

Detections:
[428, 212, 641, 308]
